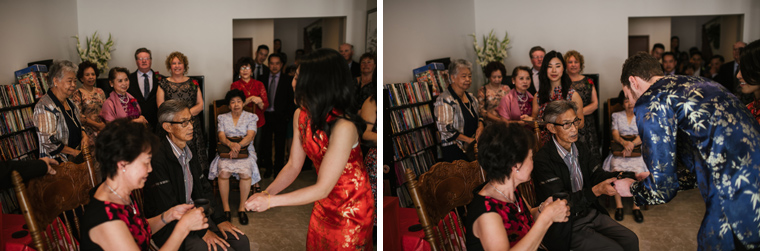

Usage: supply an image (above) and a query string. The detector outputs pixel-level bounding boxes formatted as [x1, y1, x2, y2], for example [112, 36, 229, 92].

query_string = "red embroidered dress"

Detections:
[80, 197, 151, 250]
[465, 185, 534, 250]
[747, 100, 760, 125]
[298, 109, 374, 250]
[230, 78, 269, 127]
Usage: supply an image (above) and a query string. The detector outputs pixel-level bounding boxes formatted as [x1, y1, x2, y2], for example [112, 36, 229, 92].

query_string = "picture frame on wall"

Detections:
[366, 8, 377, 54]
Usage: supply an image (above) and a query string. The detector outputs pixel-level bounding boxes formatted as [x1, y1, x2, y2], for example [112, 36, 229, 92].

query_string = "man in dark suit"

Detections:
[257, 53, 294, 178]
[532, 100, 638, 251]
[127, 48, 162, 129]
[716, 41, 747, 96]
[145, 100, 249, 251]
[253, 45, 270, 80]
[527, 46, 545, 95]
[340, 43, 360, 78]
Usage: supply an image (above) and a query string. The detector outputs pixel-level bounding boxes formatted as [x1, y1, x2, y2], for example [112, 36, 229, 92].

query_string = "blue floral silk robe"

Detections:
[630, 75, 760, 250]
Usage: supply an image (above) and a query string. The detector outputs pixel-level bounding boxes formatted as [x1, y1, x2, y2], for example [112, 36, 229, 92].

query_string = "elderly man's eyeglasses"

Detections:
[168, 118, 194, 127]
[137, 58, 151, 61]
[550, 118, 581, 130]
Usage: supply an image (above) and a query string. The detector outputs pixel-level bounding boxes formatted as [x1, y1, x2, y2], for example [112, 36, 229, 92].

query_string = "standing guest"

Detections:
[707, 55, 724, 79]
[127, 48, 163, 129]
[650, 43, 665, 61]
[356, 53, 377, 110]
[618, 51, 760, 250]
[434, 59, 483, 162]
[208, 90, 261, 226]
[738, 40, 760, 125]
[662, 52, 678, 76]
[80, 119, 208, 251]
[690, 51, 705, 77]
[565, 50, 600, 162]
[245, 48, 374, 250]
[253, 45, 270, 80]
[466, 122, 570, 251]
[477, 61, 511, 125]
[71, 61, 105, 147]
[360, 93, 377, 239]
[528, 46, 546, 94]
[101, 67, 147, 124]
[532, 100, 639, 251]
[497, 66, 534, 123]
[33, 60, 87, 163]
[529, 51, 584, 145]
[602, 92, 650, 223]
[230, 56, 268, 124]
[718, 41, 752, 104]
[339, 43, 361, 78]
[145, 100, 249, 251]
[256, 53, 295, 178]
[156, 51, 207, 166]
[273, 38, 287, 65]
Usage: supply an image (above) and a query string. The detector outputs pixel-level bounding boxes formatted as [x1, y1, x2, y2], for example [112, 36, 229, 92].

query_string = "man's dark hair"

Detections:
[268, 53, 284, 64]
[671, 36, 679, 41]
[662, 52, 676, 62]
[691, 51, 703, 58]
[134, 48, 152, 60]
[653, 43, 665, 51]
[620, 51, 664, 87]
[256, 45, 269, 53]
[711, 55, 725, 63]
[529, 46, 545, 58]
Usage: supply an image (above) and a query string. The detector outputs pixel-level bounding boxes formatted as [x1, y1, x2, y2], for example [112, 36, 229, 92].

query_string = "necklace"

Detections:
[516, 91, 528, 102]
[61, 104, 81, 129]
[489, 183, 520, 213]
[117, 93, 129, 104]
[106, 182, 136, 215]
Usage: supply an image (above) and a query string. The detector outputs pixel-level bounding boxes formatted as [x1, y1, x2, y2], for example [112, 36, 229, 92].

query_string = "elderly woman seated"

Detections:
[465, 122, 570, 251]
[80, 119, 208, 250]
[33, 60, 87, 163]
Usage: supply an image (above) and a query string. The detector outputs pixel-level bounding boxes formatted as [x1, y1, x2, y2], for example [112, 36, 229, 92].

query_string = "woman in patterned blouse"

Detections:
[71, 61, 105, 147]
[478, 61, 511, 125]
[465, 122, 569, 251]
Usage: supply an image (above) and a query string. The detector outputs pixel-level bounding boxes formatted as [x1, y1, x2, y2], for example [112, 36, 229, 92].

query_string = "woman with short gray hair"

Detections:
[434, 59, 483, 161]
[33, 60, 86, 163]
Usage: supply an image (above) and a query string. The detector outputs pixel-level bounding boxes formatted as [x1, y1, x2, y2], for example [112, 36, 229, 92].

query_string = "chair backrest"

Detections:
[405, 160, 485, 251]
[603, 98, 625, 157]
[12, 144, 98, 251]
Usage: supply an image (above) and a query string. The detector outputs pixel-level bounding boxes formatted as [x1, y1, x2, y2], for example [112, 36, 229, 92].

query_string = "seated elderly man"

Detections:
[144, 100, 250, 251]
[532, 100, 638, 251]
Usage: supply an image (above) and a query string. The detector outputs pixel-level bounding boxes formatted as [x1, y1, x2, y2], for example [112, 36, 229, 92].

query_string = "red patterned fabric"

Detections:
[230, 78, 269, 127]
[298, 109, 374, 250]
[103, 201, 151, 249]
[747, 100, 760, 125]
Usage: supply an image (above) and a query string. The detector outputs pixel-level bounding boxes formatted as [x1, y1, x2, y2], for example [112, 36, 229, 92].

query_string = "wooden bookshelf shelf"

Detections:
[385, 99, 435, 111]
[390, 122, 435, 137]
[394, 144, 437, 162]
[0, 127, 34, 140]
[0, 103, 35, 113]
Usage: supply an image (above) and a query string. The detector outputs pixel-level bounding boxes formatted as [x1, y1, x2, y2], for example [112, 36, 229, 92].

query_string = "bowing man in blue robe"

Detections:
[617, 52, 760, 251]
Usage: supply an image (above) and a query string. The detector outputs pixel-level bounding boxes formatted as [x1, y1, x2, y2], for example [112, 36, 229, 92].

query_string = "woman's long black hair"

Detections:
[538, 50, 573, 105]
[294, 48, 366, 141]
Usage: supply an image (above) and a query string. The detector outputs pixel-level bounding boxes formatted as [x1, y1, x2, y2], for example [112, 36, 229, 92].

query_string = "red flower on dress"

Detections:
[588, 78, 595, 85]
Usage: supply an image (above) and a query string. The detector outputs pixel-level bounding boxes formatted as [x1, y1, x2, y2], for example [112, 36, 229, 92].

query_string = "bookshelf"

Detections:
[383, 63, 449, 208]
[0, 65, 47, 214]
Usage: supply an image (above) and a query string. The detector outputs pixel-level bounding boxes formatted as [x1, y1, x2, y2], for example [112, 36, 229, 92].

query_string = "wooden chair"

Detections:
[12, 144, 99, 251]
[211, 100, 255, 196]
[404, 160, 485, 251]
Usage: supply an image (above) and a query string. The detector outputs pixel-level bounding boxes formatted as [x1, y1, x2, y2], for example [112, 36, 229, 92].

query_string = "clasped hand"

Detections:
[244, 193, 269, 212]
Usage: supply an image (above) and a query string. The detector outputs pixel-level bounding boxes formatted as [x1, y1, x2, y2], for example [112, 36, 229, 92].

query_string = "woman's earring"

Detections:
[123, 168, 126, 173]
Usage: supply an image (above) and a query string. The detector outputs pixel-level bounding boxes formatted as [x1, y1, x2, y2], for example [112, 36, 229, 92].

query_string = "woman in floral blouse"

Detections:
[100, 67, 147, 124]
[71, 61, 105, 146]
[478, 61, 511, 126]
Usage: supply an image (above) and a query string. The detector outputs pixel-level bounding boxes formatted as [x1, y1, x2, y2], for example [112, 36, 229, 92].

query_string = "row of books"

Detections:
[0, 130, 38, 161]
[385, 82, 436, 107]
[393, 149, 437, 188]
[0, 188, 20, 214]
[392, 127, 438, 161]
[396, 186, 414, 208]
[413, 63, 448, 96]
[0, 107, 34, 135]
[0, 83, 38, 109]
[388, 104, 434, 135]
[15, 64, 49, 100]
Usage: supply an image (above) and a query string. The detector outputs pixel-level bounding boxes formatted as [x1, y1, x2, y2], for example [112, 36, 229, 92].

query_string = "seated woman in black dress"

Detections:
[466, 122, 570, 251]
[80, 119, 208, 251]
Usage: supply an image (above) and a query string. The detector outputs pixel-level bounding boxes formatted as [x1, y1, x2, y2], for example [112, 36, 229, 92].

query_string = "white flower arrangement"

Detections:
[73, 31, 114, 72]
[470, 30, 510, 68]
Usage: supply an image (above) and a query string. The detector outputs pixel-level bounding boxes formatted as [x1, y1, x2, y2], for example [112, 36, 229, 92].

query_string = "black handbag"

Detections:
[217, 136, 249, 159]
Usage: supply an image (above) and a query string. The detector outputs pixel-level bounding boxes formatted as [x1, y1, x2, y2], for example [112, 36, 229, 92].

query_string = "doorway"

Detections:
[232, 38, 252, 79]
[628, 35, 649, 57]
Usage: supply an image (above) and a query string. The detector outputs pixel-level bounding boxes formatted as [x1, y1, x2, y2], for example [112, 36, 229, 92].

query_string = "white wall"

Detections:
[384, 0, 476, 84]
[0, 0, 79, 83]
[233, 19, 275, 65]
[629, 17, 672, 53]
[74, 0, 367, 113]
[471, 0, 760, 104]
